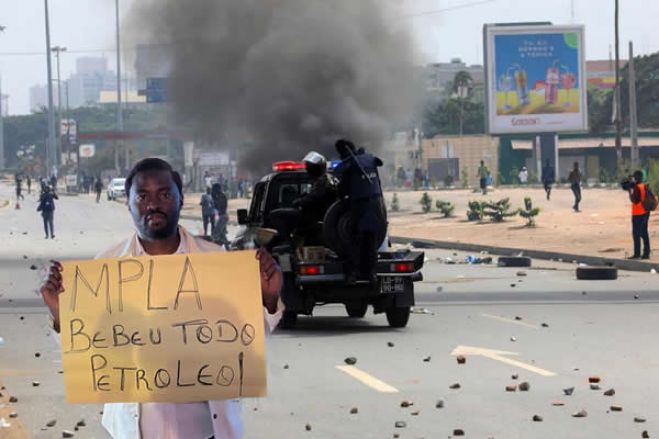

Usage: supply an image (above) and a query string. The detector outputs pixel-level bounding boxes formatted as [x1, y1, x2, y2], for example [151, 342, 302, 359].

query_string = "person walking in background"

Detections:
[478, 160, 489, 195]
[94, 177, 103, 203]
[15, 174, 24, 201]
[211, 183, 229, 247]
[200, 187, 216, 236]
[204, 171, 213, 191]
[568, 162, 582, 212]
[542, 159, 555, 200]
[518, 166, 529, 185]
[628, 170, 651, 259]
[49, 175, 58, 194]
[26, 175, 32, 195]
[37, 185, 58, 239]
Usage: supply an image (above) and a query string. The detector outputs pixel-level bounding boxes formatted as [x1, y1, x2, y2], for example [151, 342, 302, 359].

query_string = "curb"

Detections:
[390, 236, 659, 273]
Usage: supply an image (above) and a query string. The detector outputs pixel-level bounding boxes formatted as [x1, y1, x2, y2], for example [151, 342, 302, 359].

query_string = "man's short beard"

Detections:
[140, 212, 180, 240]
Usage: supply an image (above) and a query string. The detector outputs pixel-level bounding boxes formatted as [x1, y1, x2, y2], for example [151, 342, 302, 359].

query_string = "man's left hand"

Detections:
[256, 248, 282, 314]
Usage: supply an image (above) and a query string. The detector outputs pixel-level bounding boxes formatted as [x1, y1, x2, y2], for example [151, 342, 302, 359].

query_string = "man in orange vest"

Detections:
[629, 170, 651, 259]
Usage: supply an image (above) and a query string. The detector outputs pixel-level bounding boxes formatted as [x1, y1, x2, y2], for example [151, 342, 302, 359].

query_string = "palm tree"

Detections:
[451, 71, 473, 136]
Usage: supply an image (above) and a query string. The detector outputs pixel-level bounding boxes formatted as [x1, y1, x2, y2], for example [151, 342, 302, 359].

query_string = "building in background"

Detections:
[422, 135, 499, 186]
[424, 58, 485, 102]
[66, 57, 117, 108]
[134, 44, 171, 89]
[586, 59, 627, 90]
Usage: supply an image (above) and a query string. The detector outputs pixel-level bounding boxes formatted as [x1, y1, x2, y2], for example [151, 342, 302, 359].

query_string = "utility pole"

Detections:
[52, 46, 66, 166]
[44, 0, 57, 175]
[0, 26, 5, 170]
[0, 77, 4, 170]
[628, 41, 639, 169]
[115, 0, 124, 174]
[614, 0, 623, 162]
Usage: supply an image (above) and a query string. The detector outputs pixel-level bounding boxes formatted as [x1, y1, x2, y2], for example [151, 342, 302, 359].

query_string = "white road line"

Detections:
[336, 365, 399, 393]
[480, 313, 540, 329]
[452, 345, 557, 377]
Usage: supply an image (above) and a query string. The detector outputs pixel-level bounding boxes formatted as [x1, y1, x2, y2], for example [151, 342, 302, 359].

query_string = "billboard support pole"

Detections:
[535, 135, 542, 179]
[554, 133, 560, 182]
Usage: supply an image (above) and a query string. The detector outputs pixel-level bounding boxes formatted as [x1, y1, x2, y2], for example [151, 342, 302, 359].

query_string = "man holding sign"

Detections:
[40, 158, 283, 439]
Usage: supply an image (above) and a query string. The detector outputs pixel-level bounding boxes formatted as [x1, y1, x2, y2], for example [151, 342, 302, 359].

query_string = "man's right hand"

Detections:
[40, 261, 64, 328]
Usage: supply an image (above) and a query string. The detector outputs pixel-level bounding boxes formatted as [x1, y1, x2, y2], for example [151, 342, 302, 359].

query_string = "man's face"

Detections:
[128, 170, 183, 240]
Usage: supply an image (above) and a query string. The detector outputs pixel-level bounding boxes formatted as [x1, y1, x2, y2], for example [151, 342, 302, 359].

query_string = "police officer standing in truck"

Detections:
[334, 139, 386, 282]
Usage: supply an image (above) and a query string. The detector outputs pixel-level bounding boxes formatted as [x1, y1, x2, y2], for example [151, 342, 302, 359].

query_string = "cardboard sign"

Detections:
[59, 251, 266, 404]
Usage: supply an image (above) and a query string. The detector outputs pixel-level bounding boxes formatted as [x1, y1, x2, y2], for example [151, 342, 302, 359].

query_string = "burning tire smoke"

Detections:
[128, 0, 419, 171]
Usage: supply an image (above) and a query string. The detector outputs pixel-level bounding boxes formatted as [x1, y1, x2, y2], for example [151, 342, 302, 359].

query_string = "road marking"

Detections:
[336, 365, 399, 393]
[451, 345, 557, 377]
[480, 313, 540, 329]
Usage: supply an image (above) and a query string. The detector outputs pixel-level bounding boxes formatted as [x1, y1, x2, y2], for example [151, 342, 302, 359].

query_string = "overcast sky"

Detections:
[1, 0, 658, 115]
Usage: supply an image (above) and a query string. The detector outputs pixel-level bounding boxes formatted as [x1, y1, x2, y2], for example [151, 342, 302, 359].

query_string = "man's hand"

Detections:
[256, 248, 282, 314]
[40, 261, 64, 330]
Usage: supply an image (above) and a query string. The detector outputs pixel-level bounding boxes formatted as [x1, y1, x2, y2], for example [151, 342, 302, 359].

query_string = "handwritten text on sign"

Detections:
[59, 251, 266, 404]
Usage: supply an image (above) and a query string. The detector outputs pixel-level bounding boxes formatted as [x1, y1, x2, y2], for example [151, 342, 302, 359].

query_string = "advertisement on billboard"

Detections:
[484, 24, 587, 134]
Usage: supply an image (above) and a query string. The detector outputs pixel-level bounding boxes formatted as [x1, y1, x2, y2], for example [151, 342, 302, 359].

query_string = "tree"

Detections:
[422, 98, 485, 138]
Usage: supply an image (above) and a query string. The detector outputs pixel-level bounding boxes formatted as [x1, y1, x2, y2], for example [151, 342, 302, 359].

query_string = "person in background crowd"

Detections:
[37, 185, 58, 239]
[26, 175, 32, 195]
[94, 177, 103, 203]
[211, 183, 229, 247]
[49, 175, 58, 194]
[204, 171, 213, 191]
[15, 173, 24, 201]
[542, 159, 555, 200]
[568, 162, 582, 212]
[628, 170, 651, 259]
[200, 187, 216, 236]
[478, 160, 489, 195]
[518, 166, 528, 185]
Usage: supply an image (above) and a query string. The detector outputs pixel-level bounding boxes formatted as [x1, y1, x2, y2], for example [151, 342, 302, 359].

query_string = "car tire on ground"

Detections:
[345, 303, 368, 318]
[278, 311, 298, 329]
[385, 306, 410, 328]
[576, 266, 618, 280]
[497, 256, 532, 267]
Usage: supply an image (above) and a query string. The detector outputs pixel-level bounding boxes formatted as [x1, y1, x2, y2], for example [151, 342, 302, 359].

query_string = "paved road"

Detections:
[0, 184, 658, 438]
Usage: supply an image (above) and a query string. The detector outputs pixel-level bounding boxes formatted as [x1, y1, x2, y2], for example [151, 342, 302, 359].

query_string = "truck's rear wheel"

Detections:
[386, 307, 410, 328]
[345, 303, 368, 318]
[278, 311, 298, 329]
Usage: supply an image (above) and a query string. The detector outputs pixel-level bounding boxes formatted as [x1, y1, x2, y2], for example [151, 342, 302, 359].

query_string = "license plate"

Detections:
[381, 276, 405, 294]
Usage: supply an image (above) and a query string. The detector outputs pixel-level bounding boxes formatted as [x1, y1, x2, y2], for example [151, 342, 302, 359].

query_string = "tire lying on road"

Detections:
[576, 266, 618, 280]
[497, 256, 532, 268]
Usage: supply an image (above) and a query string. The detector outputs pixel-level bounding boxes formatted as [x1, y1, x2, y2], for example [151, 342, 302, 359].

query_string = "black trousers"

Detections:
[571, 184, 581, 210]
[632, 213, 650, 257]
[480, 178, 487, 194]
[348, 198, 386, 280]
[42, 211, 54, 238]
[202, 214, 214, 236]
[544, 182, 552, 199]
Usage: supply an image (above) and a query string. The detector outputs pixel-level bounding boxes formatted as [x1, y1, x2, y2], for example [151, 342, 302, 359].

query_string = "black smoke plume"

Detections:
[128, 0, 419, 171]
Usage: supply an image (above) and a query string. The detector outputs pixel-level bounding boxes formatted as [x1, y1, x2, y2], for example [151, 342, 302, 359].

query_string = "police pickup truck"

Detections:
[231, 160, 424, 329]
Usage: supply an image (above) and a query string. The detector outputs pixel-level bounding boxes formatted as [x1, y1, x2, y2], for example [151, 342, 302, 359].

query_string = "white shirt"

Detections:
[92, 226, 283, 439]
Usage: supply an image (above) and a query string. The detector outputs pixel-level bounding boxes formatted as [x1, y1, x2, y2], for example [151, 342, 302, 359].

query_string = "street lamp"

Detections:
[51, 46, 67, 164]
[115, 0, 124, 173]
[43, 0, 57, 174]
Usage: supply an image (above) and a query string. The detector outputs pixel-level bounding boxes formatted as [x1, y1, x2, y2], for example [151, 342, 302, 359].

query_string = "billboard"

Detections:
[484, 24, 587, 134]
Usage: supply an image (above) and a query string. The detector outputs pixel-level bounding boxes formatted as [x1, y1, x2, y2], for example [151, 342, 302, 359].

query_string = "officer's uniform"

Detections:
[335, 151, 387, 281]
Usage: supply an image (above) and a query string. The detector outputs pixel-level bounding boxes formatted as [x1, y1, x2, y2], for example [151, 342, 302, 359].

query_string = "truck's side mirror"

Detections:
[237, 209, 248, 225]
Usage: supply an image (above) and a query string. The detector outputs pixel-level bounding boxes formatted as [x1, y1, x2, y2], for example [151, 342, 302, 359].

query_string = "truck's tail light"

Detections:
[299, 265, 323, 275]
[391, 262, 414, 273]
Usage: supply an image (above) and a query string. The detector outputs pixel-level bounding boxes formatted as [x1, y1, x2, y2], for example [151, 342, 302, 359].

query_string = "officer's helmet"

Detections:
[303, 151, 327, 178]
